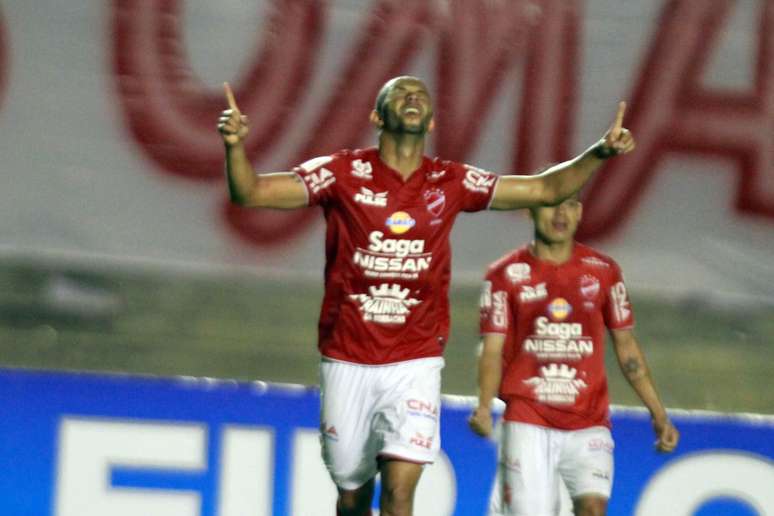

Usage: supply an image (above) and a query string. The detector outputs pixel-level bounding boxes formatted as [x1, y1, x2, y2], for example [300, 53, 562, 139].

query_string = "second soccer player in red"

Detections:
[470, 193, 679, 515]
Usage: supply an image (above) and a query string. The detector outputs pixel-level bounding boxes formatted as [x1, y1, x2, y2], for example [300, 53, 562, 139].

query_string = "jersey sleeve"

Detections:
[291, 155, 340, 207]
[479, 268, 511, 335]
[459, 164, 500, 212]
[603, 262, 635, 330]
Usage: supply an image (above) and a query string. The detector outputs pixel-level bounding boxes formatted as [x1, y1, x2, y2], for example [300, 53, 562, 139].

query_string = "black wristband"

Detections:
[592, 142, 617, 160]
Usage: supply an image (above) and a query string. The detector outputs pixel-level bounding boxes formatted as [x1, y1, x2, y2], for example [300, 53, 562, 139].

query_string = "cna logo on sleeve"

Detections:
[304, 167, 336, 194]
[462, 165, 497, 194]
[386, 211, 416, 234]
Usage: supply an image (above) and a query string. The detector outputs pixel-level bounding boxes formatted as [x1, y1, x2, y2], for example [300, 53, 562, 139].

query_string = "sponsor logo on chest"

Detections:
[523, 315, 594, 361]
[353, 187, 388, 207]
[350, 159, 373, 179]
[523, 363, 588, 405]
[506, 263, 531, 284]
[385, 211, 416, 234]
[353, 231, 431, 280]
[519, 282, 547, 302]
[349, 283, 421, 325]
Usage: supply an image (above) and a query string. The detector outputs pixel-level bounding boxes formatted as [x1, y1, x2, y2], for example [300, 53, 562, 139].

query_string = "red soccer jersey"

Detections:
[294, 147, 498, 365]
[479, 244, 635, 429]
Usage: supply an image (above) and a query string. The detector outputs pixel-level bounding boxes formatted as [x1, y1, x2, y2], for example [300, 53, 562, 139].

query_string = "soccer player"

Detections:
[218, 76, 634, 516]
[469, 194, 680, 516]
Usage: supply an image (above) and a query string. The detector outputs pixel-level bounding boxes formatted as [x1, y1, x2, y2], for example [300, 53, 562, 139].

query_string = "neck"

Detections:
[531, 238, 575, 264]
[378, 131, 426, 179]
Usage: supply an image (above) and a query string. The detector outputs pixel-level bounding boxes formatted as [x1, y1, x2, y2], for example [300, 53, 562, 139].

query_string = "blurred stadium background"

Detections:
[1, 0, 772, 514]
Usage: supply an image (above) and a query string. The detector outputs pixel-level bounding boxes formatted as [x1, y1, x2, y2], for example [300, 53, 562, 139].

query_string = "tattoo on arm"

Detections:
[623, 357, 643, 379]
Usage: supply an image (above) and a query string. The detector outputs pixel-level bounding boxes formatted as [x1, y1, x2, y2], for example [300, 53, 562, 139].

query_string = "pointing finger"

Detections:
[224, 82, 239, 111]
[612, 101, 626, 133]
[615, 101, 626, 128]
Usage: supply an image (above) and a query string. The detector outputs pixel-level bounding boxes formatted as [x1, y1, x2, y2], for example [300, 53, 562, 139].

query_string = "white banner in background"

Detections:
[0, 0, 772, 301]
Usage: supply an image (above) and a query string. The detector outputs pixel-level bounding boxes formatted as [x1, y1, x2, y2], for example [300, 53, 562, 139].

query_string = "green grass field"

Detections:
[1, 260, 772, 414]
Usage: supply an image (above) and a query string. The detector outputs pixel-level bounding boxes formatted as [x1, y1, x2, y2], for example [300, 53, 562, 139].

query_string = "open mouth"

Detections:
[404, 107, 421, 116]
[551, 220, 568, 231]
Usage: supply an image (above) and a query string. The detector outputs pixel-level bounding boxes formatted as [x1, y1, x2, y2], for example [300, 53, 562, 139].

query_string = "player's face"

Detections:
[379, 78, 434, 135]
[532, 198, 583, 245]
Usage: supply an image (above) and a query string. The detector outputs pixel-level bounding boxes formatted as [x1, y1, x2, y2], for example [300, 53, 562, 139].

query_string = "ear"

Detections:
[427, 117, 435, 133]
[577, 202, 583, 223]
[369, 110, 383, 128]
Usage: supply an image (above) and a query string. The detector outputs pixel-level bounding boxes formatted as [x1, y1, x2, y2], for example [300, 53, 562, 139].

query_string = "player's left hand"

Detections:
[652, 418, 679, 453]
[595, 101, 636, 158]
[468, 406, 494, 437]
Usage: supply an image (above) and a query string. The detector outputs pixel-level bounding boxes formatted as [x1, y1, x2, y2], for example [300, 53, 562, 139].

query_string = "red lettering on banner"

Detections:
[112, 0, 323, 243]
[436, 0, 580, 171]
[112, 0, 322, 181]
[578, 0, 774, 240]
[112, 0, 436, 244]
[225, 0, 436, 245]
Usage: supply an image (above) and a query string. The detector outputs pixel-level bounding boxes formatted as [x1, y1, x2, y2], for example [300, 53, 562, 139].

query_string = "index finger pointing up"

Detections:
[613, 101, 626, 131]
[223, 82, 239, 111]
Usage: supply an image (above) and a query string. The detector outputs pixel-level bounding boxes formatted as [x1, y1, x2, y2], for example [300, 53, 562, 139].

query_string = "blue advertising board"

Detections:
[0, 368, 772, 515]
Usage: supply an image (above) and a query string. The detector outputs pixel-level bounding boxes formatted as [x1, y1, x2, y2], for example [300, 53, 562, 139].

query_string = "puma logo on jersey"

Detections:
[354, 187, 388, 207]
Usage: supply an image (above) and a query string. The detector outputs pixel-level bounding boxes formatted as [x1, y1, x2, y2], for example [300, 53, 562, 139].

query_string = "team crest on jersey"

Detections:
[423, 188, 446, 219]
[548, 297, 572, 321]
[506, 263, 531, 284]
[351, 159, 373, 179]
[386, 211, 416, 234]
[580, 274, 600, 299]
[304, 167, 336, 194]
[354, 187, 388, 207]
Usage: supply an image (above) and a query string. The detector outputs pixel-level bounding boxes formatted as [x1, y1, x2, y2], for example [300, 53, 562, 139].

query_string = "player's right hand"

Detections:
[468, 406, 494, 437]
[218, 82, 249, 146]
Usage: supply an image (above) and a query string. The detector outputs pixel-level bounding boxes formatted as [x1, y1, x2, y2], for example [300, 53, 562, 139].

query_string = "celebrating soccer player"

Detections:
[219, 75, 634, 516]
[470, 193, 679, 515]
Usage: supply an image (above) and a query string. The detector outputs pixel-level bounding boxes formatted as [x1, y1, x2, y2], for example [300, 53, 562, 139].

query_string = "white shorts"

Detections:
[319, 356, 444, 490]
[490, 422, 614, 516]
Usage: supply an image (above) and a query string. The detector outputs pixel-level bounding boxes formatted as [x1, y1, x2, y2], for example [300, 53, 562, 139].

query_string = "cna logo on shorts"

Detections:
[548, 297, 572, 321]
[386, 211, 416, 234]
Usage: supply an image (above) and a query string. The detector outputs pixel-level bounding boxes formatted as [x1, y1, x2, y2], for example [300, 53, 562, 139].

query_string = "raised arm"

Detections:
[610, 328, 679, 453]
[468, 334, 505, 437]
[490, 102, 635, 210]
[218, 83, 308, 209]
